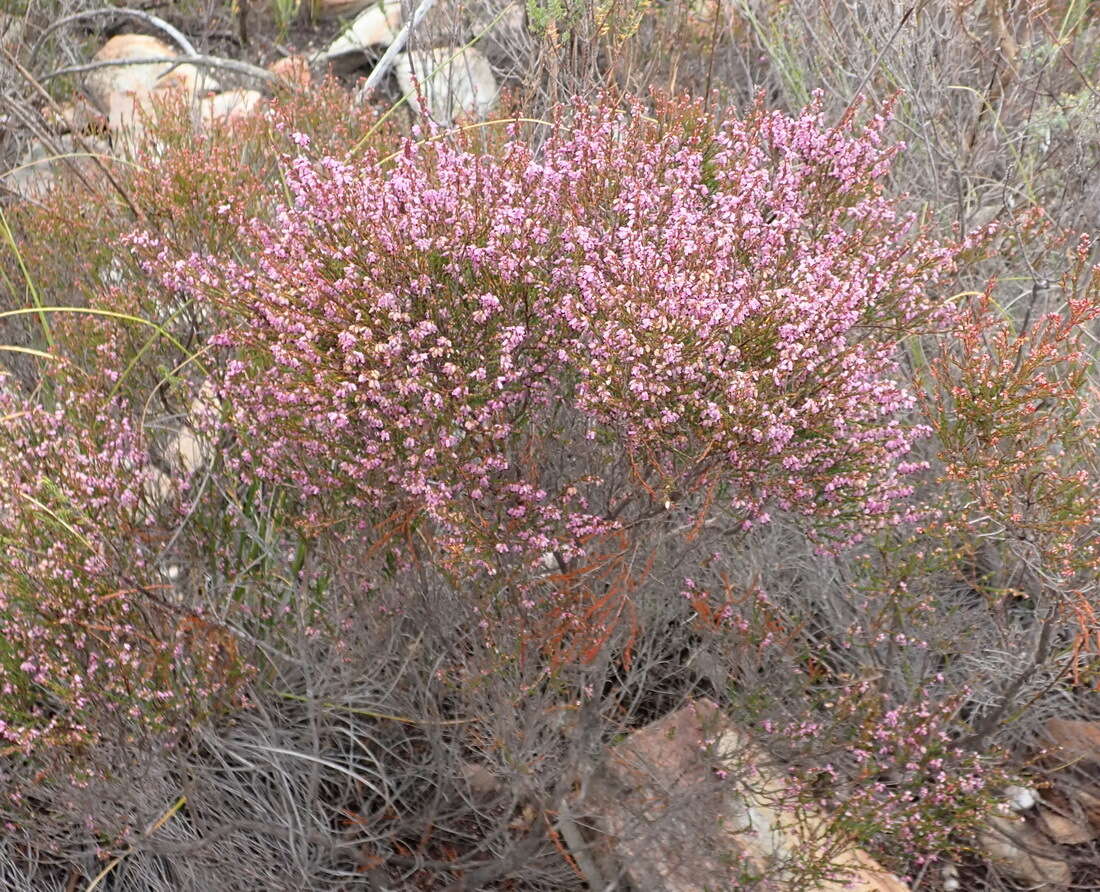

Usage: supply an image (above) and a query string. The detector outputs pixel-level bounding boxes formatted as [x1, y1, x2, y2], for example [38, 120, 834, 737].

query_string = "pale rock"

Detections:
[173, 381, 220, 476]
[190, 378, 222, 424]
[682, 0, 721, 41]
[106, 86, 195, 153]
[1, 135, 111, 200]
[0, 146, 50, 200]
[588, 699, 910, 892]
[1043, 718, 1100, 768]
[107, 89, 159, 138]
[979, 814, 1071, 888]
[1039, 807, 1095, 845]
[46, 97, 108, 135]
[1004, 784, 1037, 812]
[1070, 785, 1100, 808]
[0, 14, 23, 96]
[142, 381, 219, 513]
[199, 89, 264, 130]
[471, 1, 528, 64]
[84, 34, 213, 113]
[311, 0, 379, 19]
[319, 0, 401, 59]
[267, 55, 312, 89]
[167, 425, 206, 477]
[395, 47, 498, 125]
[152, 64, 207, 97]
[143, 466, 176, 510]
[1066, 784, 1100, 831]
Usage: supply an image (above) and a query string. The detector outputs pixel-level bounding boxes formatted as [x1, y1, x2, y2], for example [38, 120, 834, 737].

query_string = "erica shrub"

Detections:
[0, 82, 395, 828]
[0, 89, 1029, 885]
[150, 94, 968, 586]
[921, 238, 1100, 620]
[0, 379, 243, 765]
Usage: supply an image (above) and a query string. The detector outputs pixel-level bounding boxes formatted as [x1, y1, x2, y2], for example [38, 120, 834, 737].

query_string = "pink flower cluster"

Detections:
[0, 380, 233, 755]
[148, 95, 962, 569]
[777, 682, 998, 862]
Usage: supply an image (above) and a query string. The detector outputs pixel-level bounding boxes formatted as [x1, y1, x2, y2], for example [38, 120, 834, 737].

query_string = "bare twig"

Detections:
[356, 0, 441, 101]
[959, 604, 1060, 751]
[41, 54, 276, 88]
[31, 7, 200, 65]
[1, 46, 141, 218]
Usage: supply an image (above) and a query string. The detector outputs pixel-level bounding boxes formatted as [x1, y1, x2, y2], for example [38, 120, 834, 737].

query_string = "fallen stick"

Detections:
[31, 7, 199, 65]
[40, 54, 276, 87]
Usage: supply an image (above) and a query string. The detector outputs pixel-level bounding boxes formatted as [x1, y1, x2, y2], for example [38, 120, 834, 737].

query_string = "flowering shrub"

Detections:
[778, 683, 998, 858]
[150, 95, 966, 587]
[0, 82, 393, 796]
[920, 239, 1100, 632]
[0, 381, 242, 758]
[675, 566, 1013, 875]
[8, 83, 1091, 886]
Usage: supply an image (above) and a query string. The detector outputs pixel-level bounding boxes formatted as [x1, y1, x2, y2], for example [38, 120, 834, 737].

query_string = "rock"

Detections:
[144, 382, 218, 511]
[311, 0, 379, 19]
[682, 0, 721, 41]
[394, 47, 498, 125]
[979, 814, 1071, 887]
[267, 55, 312, 89]
[45, 98, 108, 136]
[1043, 718, 1100, 768]
[1005, 784, 1038, 812]
[3, 142, 57, 200]
[471, 1, 528, 65]
[1066, 784, 1100, 831]
[107, 89, 159, 138]
[84, 34, 213, 113]
[199, 89, 263, 130]
[1, 135, 111, 200]
[1039, 807, 1095, 845]
[318, 0, 401, 59]
[167, 425, 206, 476]
[588, 699, 910, 892]
[820, 848, 910, 892]
[0, 14, 25, 91]
[106, 85, 196, 147]
[144, 466, 175, 510]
